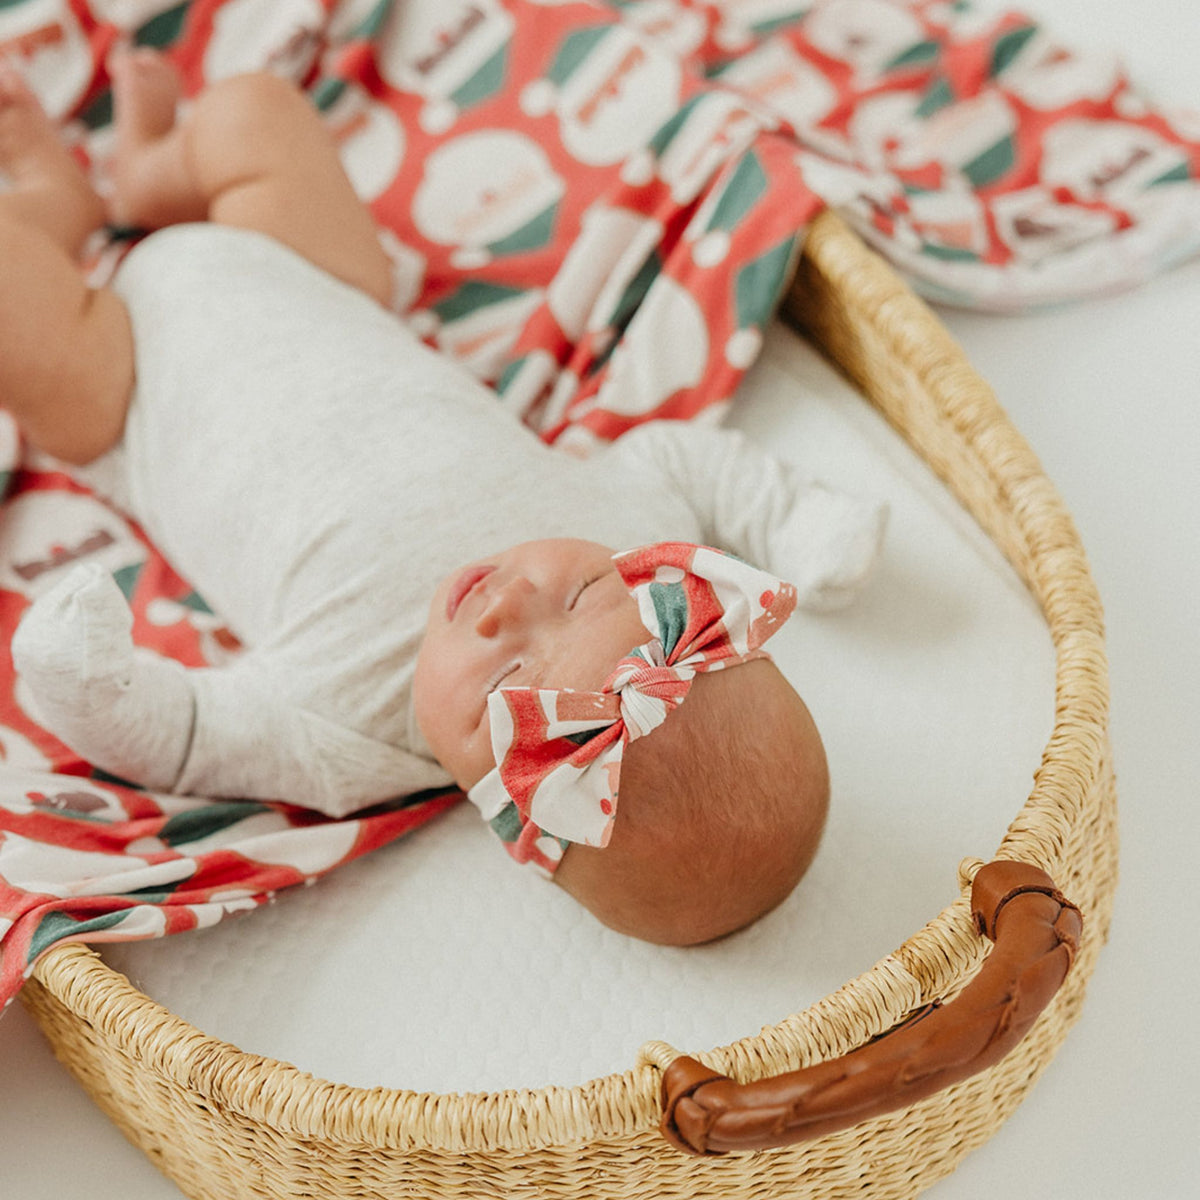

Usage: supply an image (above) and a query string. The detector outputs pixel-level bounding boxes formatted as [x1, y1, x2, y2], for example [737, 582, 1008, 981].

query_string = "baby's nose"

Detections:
[474, 575, 536, 637]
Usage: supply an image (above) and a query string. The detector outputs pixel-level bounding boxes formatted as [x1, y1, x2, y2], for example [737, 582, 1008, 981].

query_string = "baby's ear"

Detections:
[769, 484, 888, 612]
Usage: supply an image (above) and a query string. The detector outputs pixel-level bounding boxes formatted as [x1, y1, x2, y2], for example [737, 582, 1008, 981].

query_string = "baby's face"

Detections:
[413, 538, 650, 789]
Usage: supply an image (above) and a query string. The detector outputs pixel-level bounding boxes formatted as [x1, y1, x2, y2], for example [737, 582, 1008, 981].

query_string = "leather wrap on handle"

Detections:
[660, 859, 1082, 1155]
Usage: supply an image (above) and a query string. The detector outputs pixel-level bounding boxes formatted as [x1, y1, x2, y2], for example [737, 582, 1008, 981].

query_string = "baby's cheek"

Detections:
[459, 722, 502, 790]
[412, 665, 462, 767]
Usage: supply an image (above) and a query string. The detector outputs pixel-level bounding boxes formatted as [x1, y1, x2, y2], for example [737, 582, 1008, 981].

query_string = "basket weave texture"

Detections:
[20, 211, 1118, 1200]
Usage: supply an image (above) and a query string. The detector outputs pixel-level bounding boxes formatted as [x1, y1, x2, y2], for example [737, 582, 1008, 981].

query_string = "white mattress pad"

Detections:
[104, 323, 1055, 1094]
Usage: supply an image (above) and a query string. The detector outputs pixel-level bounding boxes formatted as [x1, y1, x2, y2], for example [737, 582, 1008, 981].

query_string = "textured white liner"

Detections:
[104, 322, 1055, 1094]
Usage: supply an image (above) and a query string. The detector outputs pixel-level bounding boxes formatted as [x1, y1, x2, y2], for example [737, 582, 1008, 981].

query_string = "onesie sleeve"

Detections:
[173, 661, 452, 817]
[607, 421, 888, 611]
[12, 562, 449, 816]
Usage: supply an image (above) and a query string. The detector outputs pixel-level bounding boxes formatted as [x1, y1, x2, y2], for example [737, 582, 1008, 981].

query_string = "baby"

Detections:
[0, 54, 884, 945]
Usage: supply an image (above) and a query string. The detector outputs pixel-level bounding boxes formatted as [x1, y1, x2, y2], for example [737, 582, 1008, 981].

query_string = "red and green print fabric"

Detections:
[0, 0, 1196, 1008]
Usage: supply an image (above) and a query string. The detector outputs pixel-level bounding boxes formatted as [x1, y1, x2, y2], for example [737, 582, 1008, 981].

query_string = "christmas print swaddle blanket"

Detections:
[1, 0, 1197, 1008]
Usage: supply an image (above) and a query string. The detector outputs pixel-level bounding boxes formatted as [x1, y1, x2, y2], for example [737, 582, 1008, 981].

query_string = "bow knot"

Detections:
[613, 648, 692, 740]
[467, 543, 796, 874]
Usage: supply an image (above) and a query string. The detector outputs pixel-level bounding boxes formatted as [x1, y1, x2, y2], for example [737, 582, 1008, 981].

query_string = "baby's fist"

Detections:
[12, 562, 137, 713]
[770, 484, 888, 612]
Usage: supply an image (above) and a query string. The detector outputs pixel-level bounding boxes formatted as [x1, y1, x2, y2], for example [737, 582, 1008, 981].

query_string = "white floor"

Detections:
[2, 2, 1198, 1197]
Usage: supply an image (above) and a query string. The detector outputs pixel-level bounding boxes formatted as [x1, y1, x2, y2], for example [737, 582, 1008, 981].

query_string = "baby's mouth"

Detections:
[446, 564, 496, 621]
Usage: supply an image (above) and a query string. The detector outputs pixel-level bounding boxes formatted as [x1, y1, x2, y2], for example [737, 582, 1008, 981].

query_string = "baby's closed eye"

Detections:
[568, 575, 601, 609]
[484, 660, 522, 700]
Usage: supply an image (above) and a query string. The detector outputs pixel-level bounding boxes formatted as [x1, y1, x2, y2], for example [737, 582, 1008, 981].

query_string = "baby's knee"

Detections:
[192, 72, 316, 160]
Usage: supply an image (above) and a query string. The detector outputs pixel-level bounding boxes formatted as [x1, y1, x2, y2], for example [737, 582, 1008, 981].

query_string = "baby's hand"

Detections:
[12, 562, 194, 791]
[12, 562, 137, 713]
[769, 484, 888, 612]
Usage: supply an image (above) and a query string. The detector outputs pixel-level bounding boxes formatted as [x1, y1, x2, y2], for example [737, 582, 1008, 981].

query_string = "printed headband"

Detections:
[466, 542, 797, 874]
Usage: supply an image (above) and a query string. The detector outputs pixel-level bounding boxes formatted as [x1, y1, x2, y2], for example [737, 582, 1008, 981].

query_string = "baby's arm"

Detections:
[12, 564, 422, 817]
[611, 421, 887, 611]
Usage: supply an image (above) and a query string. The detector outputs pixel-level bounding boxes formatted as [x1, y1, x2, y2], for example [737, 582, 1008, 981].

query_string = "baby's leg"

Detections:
[109, 51, 392, 306]
[0, 68, 133, 464]
[0, 65, 104, 256]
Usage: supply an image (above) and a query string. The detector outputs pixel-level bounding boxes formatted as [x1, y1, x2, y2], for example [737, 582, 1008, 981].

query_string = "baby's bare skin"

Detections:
[2, 59, 833, 945]
[0, 51, 391, 465]
[0, 67, 131, 463]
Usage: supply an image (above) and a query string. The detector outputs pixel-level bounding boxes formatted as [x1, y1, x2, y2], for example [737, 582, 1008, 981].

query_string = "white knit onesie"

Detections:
[15, 225, 885, 815]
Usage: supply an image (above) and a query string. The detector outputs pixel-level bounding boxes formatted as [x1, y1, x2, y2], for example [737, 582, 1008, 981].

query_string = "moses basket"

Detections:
[19, 211, 1117, 1199]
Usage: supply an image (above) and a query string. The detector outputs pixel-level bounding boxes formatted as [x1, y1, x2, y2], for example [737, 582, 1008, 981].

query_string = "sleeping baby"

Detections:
[0, 53, 884, 945]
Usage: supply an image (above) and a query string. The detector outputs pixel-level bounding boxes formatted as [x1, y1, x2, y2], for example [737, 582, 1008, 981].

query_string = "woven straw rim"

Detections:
[29, 209, 1110, 1156]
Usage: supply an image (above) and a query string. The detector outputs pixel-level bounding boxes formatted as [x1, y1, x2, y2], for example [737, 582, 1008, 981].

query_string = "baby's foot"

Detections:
[0, 62, 105, 247]
[110, 47, 180, 147]
[0, 63, 68, 183]
[107, 47, 200, 229]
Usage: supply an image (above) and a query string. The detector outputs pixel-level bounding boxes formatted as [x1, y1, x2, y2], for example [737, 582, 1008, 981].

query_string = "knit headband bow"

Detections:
[466, 542, 797, 874]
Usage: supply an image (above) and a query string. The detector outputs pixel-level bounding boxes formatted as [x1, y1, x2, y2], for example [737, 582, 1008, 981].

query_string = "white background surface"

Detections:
[2, 1, 1198, 1196]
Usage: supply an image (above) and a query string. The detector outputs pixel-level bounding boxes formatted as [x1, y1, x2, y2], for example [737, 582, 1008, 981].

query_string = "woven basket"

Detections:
[19, 210, 1117, 1199]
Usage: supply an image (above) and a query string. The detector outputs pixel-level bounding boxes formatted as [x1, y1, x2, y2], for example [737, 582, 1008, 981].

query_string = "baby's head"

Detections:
[554, 656, 828, 943]
[414, 538, 828, 944]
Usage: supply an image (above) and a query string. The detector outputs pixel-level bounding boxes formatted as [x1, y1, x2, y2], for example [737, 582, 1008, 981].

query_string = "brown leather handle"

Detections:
[660, 859, 1082, 1155]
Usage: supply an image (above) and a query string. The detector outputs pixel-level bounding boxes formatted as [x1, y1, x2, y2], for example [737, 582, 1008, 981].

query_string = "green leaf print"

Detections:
[962, 135, 1015, 188]
[886, 41, 940, 72]
[135, 2, 191, 50]
[452, 43, 508, 109]
[433, 281, 527, 323]
[1149, 161, 1191, 186]
[647, 581, 689, 658]
[159, 802, 270, 848]
[111, 563, 143, 601]
[708, 150, 768, 233]
[990, 26, 1037, 77]
[916, 77, 954, 120]
[28, 909, 131, 961]
[488, 201, 558, 257]
[490, 804, 524, 844]
[735, 236, 798, 332]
